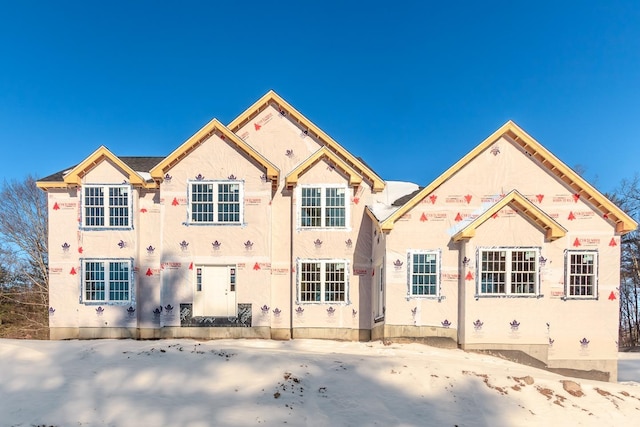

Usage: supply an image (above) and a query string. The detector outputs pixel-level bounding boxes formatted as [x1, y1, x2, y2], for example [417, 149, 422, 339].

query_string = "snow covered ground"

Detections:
[1, 339, 639, 427]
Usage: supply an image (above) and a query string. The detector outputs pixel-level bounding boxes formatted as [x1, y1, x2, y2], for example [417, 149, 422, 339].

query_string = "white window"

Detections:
[407, 250, 440, 297]
[82, 259, 132, 303]
[297, 259, 349, 303]
[477, 248, 539, 296]
[565, 250, 598, 298]
[82, 185, 132, 228]
[299, 185, 348, 228]
[189, 181, 243, 224]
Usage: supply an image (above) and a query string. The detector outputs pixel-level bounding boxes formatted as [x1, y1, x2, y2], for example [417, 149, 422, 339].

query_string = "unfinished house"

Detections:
[37, 91, 636, 381]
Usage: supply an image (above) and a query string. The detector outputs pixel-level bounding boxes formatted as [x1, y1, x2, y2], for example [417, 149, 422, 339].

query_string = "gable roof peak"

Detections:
[380, 122, 637, 234]
[228, 91, 385, 193]
[58, 145, 152, 188]
[452, 190, 567, 242]
[149, 117, 279, 188]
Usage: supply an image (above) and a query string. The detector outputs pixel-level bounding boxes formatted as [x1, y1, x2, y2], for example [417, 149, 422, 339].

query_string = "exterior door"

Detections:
[373, 263, 385, 320]
[194, 265, 237, 316]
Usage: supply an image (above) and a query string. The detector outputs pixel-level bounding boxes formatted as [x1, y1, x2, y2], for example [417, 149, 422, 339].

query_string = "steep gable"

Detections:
[452, 190, 567, 242]
[285, 147, 364, 190]
[150, 118, 279, 190]
[228, 90, 385, 192]
[380, 121, 637, 234]
[36, 146, 157, 189]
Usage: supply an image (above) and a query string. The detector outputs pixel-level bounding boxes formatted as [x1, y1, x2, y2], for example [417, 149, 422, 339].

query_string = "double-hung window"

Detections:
[298, 259, 349, 303]
[565, 250, 598, 298]
[189, 181, 243, 224]
[82, 184, 132, 228]
[477, 248, 539, 296]
[82, 259, 132, 304]
[300, 185, 347, 228]
[407, 250, 440, 297]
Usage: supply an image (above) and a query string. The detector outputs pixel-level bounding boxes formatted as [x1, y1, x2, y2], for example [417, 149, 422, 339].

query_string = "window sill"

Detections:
[298, 227, 350, 231]
[185, 222, 245, 226]
[80, 301, 133, 306]
[561, 295, 598, 301]
[295, 301, 350, 305]
[80, 226, 134, 231]
[407, 295, 445, 301]
[474, 294, 544, 299]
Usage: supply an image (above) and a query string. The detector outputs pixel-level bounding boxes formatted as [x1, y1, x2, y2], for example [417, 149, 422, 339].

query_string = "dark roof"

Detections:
[39, 156, 164, 182]
[392, 187, 424, 207]
[355, 156, 379, 177]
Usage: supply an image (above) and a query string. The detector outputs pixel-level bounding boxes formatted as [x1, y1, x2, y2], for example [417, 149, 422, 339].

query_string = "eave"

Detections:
[228, 90, 385, 193]
[35, 181, 71, 191]
[452, 190, 567, 242]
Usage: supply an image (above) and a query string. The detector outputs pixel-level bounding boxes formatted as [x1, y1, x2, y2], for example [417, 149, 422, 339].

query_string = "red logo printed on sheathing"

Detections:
[78, 247, 84, 254]
[464, 194, 472, 204]
[254, 123, 261, 131]
[491, 212, 498, 219]
[608, 291, 616, 301]
[465, 271, 474, 281]
[189, 262, 193, 270]
[429, 194, 437, 204]
[146, 268, 153, 276]
[420, 212, 428, 222]
[220, 134, 225, 140]
[172, 198, 179, 206]
[53, 202, 60, 210]
[352, 197, 360, 205]
[140, 208, 147, 213]
[455, 212, 463, 222]
[573, 238, 581, 247]
[253, 262, 261, 270]
[603, 213, 609, 219]
[573, 193, 580, 203]
[568, 211, 576, 220]
[70, 267, 77, 275]
[536, 194, 544, 203]
[609, 238, 617, 247]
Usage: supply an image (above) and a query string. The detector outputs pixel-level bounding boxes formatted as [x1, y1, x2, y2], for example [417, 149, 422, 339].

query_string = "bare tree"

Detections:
[0, 175, 48, 335]
[612, 175, 640, 347]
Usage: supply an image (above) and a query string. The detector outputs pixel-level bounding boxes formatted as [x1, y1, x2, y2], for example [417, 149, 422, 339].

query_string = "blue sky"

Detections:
[1, 1, 639, 193]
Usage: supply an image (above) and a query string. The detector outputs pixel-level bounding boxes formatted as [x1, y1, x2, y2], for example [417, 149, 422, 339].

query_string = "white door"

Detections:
[193, 265, 237, 316]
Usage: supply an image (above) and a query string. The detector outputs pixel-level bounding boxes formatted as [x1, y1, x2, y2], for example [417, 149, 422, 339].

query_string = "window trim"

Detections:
[81, 184, 133, 230]
[475, 247, 542, 298]
[79, 258, 134, 305]
[296, 258, 350, 304]
[187, 179, 245, 225]
[297, 184, 350, 230]
[564, 250, 598, 300]
[407, 249, 441, 299]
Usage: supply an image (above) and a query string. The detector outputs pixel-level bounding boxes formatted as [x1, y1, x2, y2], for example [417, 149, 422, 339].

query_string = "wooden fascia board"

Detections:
[502, 123, 637, 234]
[381, 120, 637, 234]
[228, 91, 385, 192]
[452, 191, 567, 242]
[285, 147, 363, 188]
[218, 125, 280, 182]
[149, 118, 220, 178]
[62, 146, 148, 187]
[379, 125, 514, 231]
[35, 181, 68, 190]
[149, 118, 279, 184]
